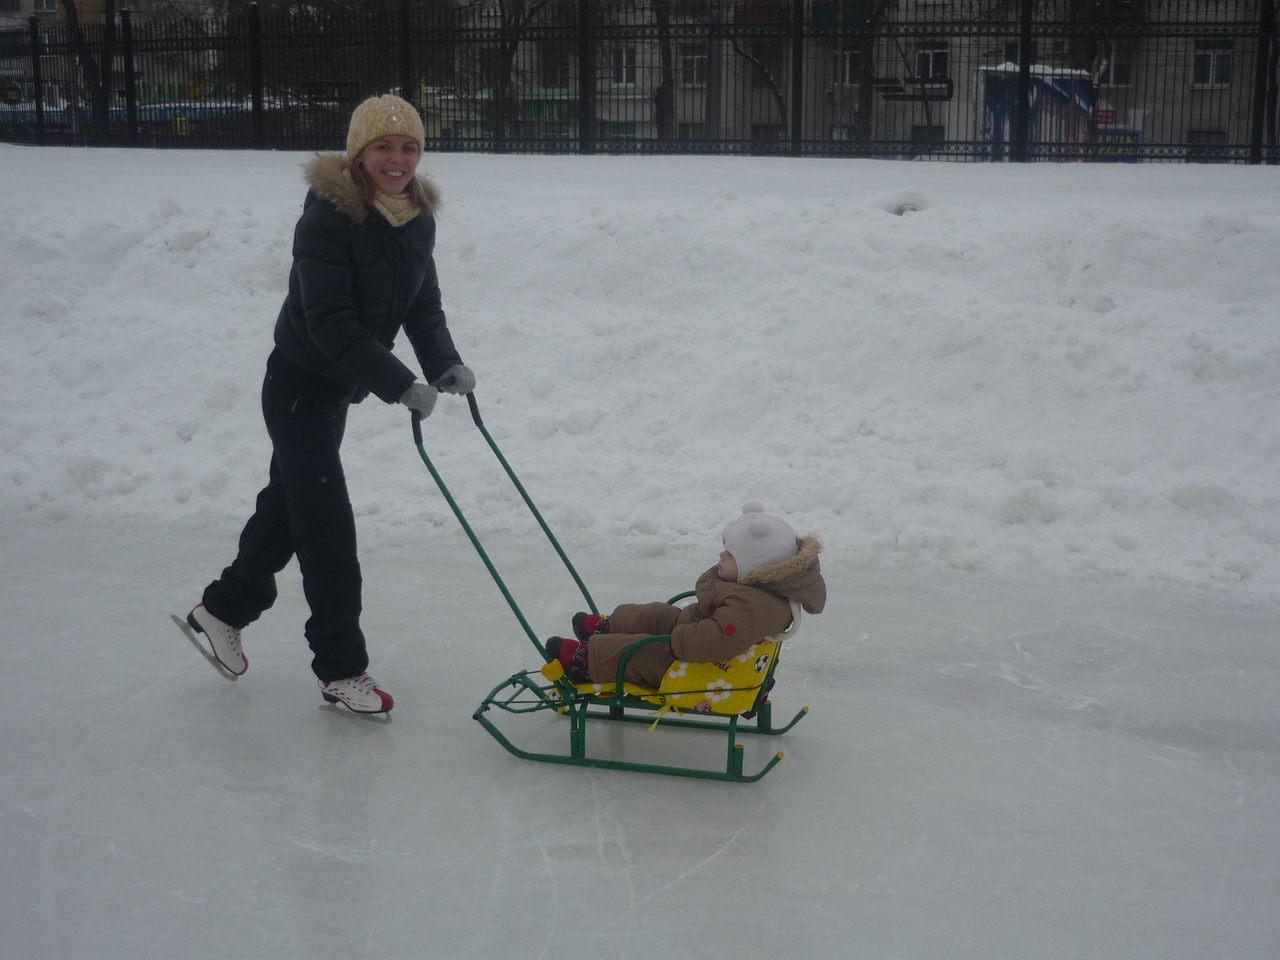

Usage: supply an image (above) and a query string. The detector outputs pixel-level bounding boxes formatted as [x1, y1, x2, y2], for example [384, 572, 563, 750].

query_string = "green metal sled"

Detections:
[413, 398, 809, 782]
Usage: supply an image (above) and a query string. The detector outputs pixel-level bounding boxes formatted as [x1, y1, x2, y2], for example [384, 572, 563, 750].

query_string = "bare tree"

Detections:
[652, 0, 677, 138]
[456, 0, 564, 146]
[1261, 0, 1278, 153]
[850, 0, 896, 141]
[728, 35, 789, 134]
[60, 0, 116, 142]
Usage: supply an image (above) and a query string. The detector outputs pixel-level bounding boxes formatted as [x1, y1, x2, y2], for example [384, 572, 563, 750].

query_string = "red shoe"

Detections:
[545, 637, 589, 682]
[571, 612, 609, 642]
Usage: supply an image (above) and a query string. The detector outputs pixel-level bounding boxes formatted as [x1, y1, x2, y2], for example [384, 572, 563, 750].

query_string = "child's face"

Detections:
[717, 550, 739, 581]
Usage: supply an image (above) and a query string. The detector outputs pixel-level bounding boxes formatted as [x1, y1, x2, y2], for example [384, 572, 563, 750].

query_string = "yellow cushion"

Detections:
[572, 640, 780, 715]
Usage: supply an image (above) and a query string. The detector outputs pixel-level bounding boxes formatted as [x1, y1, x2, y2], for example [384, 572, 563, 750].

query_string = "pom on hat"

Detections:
[721, 501, 799, 579]
[346, 95, 425, 161]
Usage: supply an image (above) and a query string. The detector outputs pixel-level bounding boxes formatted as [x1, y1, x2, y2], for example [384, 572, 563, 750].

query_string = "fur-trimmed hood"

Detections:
[303, 153, 440, 225]
[739, 535, 826, 614]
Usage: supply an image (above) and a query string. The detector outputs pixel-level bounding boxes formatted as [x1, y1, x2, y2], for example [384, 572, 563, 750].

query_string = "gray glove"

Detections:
[431, 364, 476, 396]
[398, 382, 438, 418]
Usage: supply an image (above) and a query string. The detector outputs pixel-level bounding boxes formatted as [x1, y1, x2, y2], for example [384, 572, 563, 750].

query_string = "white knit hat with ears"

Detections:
[721, 501, 799, 578]
[346, 95, 425, 161]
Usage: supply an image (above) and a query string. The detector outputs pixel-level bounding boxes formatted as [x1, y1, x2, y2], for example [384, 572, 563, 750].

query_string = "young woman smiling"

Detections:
[180, 96, 475, 721]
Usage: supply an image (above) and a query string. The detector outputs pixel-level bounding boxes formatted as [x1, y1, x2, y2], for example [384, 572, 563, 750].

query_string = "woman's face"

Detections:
[356, 134, 421, 194]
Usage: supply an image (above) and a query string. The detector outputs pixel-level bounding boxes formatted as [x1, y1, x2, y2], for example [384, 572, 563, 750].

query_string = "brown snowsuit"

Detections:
[584, 536, 825, 688]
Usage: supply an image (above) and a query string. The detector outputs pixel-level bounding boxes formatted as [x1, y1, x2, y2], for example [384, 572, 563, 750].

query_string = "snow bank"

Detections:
[2, 147, 1278, 604]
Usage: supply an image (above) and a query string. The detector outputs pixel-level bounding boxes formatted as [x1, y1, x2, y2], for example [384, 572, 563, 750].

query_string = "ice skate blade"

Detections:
[319, 701, 392, 725]
[171, 613, 239, 681]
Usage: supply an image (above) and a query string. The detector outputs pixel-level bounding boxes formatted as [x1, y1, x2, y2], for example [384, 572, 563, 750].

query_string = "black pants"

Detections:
[202, 364, 367, 683]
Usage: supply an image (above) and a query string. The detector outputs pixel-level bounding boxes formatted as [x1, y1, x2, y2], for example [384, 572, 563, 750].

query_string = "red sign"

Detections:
[1096, 108, 1116, 125]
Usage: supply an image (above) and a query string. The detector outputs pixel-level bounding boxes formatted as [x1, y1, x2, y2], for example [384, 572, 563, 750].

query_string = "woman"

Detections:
[180, 95, 473, 721]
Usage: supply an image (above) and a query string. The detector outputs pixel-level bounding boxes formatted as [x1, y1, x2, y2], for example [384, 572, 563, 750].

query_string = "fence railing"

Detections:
[2, 0, 1276, 162]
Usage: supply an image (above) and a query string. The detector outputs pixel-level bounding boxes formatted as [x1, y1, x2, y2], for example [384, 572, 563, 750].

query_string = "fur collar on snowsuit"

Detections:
[302, 153, 440, 226]
[738, 535, 826, 614]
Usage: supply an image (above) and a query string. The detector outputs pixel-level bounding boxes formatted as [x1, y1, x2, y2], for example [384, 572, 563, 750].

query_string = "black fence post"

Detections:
[2, 5, 1267, 161]
[399, 0, 413, 102]
[1012, 0, 1033, 161]
[121, 8, 138, 146]
[577, 0, 595, 155]
[1251, 0, 1276, 163]
[790, 0, 804, 157]
[249, 3, 265, 149]
[28, 17, 45, 146]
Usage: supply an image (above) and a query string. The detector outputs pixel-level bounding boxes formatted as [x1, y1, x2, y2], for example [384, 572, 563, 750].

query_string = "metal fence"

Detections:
[2, 0, 1277, 162]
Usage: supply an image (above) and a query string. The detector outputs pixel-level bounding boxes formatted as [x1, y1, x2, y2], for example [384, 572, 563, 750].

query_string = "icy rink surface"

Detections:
[2, 516, 1278, 960]
[1, 146, 1278, 958]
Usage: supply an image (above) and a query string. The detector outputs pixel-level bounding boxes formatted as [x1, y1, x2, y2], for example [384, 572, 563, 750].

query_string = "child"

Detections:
[545, 502, 825, 688]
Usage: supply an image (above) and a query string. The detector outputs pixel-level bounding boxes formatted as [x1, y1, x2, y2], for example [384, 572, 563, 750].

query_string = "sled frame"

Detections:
[473, 596, 809, 782]
[413, 401, 808, 782]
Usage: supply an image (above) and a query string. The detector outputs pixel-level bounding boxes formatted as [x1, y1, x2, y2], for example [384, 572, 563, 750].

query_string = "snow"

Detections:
[2, 144, 1278, 959]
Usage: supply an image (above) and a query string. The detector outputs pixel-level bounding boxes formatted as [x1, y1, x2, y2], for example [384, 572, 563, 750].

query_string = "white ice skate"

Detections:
[318, 673, 393, 724]
[172, 605, 248, 680]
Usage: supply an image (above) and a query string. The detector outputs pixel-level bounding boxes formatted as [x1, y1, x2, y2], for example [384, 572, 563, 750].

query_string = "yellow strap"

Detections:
[647, 701, 681, 732]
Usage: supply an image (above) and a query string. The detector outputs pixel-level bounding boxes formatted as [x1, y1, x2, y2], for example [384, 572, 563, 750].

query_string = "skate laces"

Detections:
[196, 608, 242, 657]
[331, 672, 377, 693]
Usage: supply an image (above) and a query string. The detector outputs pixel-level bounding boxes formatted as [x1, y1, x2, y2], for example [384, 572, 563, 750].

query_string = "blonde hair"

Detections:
[348, 159, 432, 212]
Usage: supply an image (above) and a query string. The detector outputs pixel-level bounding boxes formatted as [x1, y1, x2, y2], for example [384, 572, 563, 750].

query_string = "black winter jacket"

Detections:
[271, 153, 463, 403]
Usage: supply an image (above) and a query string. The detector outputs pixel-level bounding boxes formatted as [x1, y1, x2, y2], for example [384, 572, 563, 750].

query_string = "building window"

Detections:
[1097, 39, 1132, 87]
[612, 46, 637, 86]
[679, 45, 708, 87]
[541, 45, 571, 89]
[33, 0, 57, 11]
[1192, 40, 1232, 87]
[833, 47, 862, 85]
[679, 121, 708, 139]
[915, 43, 949, 80]
[1004, 41, 1037, 65]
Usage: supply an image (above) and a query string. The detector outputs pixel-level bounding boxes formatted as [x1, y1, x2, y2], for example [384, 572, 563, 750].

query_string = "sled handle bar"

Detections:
[412, 396, 598, 658]
[409, 392, 484, 442]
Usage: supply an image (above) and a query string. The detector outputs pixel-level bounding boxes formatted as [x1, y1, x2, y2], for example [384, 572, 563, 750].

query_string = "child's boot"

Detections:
[571, 612, 610, 642]
[545, 636, 590, 682]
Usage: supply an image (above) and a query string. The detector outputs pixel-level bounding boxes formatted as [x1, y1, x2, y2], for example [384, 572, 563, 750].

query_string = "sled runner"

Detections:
[413, 398, 809, 782]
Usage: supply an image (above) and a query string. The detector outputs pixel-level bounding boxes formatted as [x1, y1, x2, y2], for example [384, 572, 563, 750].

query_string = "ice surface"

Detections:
[1, 147, 1278, 959]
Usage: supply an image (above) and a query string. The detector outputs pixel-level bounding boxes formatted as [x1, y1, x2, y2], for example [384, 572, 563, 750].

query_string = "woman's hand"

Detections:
[431, 364, 476, 395]
[397, 382, 438, 417]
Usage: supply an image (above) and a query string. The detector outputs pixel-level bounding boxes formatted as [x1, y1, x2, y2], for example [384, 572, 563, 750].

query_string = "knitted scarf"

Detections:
[372, 191, 420, 228]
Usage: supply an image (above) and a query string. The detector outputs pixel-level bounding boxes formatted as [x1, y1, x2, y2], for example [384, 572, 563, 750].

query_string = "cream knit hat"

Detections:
[346, 95, 425, 161]
[721, 501, 799, 578]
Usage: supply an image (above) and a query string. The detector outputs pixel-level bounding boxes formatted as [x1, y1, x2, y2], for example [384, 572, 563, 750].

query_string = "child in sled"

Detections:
[545, 502, 825, 688]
